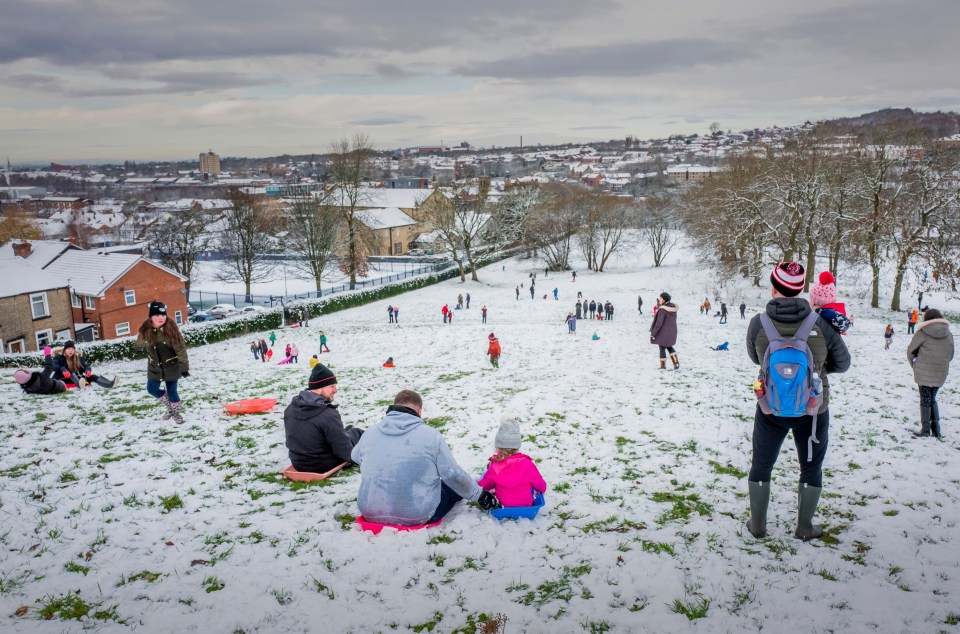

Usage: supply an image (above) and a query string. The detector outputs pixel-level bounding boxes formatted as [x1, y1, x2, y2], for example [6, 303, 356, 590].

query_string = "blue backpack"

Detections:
[758, 312, 823, 418]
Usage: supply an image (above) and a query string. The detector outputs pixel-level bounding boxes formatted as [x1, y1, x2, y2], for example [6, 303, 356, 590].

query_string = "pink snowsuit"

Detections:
[478, 453, 547, 507]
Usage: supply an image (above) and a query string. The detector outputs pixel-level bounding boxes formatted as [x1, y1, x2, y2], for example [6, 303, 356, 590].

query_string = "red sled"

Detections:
[355, 516, 442, 535]
[223, 398, 278, 414]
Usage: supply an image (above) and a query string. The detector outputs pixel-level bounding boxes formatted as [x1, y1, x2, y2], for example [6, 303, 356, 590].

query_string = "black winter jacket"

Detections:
[284, 390, 360, 473]
[52, 353, 90, 384]
[747, 297, 851, 413]
[135, 328, 189, 381]
[21, 355, 66, 395]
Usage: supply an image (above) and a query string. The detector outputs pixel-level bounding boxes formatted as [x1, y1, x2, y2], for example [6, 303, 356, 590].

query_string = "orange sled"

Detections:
[282, 462, 349, 482]
[223, 398, 278, 414]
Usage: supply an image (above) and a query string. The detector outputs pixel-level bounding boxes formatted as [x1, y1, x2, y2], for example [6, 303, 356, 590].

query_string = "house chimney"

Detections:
[12, 240, 32, 258]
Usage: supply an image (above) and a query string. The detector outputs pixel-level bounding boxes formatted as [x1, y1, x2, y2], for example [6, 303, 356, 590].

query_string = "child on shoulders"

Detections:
[810, 271, 852, 334]
[478, 416, 547, 507]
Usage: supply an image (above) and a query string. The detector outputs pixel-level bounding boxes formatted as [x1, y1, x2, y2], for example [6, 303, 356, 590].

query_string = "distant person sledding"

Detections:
[711, 341, 730, 351]
[383, 357, 395, 368]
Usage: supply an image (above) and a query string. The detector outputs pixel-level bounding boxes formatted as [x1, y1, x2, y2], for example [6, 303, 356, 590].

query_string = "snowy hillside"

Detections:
[1, 243, 958, 633]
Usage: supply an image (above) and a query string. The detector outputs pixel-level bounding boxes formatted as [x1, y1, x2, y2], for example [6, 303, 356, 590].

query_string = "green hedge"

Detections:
[0, 248, 521, 367]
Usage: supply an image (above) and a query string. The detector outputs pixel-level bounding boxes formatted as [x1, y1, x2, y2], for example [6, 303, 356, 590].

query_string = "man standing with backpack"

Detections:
[745, 262, 850, 542]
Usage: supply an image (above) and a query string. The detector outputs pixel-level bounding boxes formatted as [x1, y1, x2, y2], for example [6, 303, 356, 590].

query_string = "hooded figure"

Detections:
[907, 309, 954, 438]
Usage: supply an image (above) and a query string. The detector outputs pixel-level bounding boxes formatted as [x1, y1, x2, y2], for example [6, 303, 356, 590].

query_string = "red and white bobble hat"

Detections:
[809, 271, 838, 307]
[770, 262, 806, 297]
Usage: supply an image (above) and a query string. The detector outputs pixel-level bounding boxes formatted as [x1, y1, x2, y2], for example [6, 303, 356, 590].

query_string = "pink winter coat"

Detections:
[478, 453, 547, 507]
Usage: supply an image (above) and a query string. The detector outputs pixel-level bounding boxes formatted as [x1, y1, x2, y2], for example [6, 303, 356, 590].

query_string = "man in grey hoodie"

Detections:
[352, 390, 501, 525]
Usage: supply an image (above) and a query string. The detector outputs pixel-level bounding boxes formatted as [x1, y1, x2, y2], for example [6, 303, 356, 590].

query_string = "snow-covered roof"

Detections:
[0, 257, 68, 298]
[43, 251, 187, 296]
[357, 207, 418, 230]
[328, 187, 433, 210]
[0, 239, 76, 267]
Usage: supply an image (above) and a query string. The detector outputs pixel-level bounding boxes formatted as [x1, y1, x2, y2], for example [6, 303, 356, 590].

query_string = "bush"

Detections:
[0, 248, 522, 368]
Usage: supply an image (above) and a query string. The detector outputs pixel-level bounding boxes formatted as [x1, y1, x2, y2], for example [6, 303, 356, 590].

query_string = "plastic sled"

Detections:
[383, 362, 395, 368]
[223, 398, 278, 414]
[282, 462, 348, 482]
[355, 516, 442, 535]
[711, 342, 729, 351]
[491, 490, 546, 521]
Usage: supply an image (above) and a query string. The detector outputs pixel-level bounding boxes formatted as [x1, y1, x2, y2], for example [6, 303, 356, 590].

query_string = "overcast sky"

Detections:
[2, 0, 958, 163]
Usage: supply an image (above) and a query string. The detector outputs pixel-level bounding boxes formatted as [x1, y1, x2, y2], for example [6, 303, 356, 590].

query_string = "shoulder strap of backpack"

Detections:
[758, 313, 783, 345]
[793, 311, 820, 343]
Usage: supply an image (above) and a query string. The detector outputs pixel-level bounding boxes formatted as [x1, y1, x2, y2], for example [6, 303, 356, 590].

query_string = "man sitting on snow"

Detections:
[284, 363, 363, 474]
[351, 390, 501, 525]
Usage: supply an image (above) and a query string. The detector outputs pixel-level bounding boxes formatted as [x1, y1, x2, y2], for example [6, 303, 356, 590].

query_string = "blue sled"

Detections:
[491, 490, 546, 521]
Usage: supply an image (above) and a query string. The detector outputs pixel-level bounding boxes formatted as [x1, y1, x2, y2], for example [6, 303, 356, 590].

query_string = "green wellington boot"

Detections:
[745, 481, 770, 538]
[794, 483, 824, 541]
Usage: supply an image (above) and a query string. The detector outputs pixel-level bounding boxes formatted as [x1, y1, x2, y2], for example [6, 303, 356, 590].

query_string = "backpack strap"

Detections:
[758, 313, 783, 345]
[793, 310, 820, 342]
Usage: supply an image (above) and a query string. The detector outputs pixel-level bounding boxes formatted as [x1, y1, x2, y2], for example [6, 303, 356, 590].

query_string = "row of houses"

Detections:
[0, 239, 188, 353]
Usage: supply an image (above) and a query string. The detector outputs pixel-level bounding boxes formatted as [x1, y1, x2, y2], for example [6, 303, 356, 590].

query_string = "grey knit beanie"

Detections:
[495, 415, 522, 449]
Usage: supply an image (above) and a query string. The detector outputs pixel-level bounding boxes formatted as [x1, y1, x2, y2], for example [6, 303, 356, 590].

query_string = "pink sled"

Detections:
[355, 516, 443, 535]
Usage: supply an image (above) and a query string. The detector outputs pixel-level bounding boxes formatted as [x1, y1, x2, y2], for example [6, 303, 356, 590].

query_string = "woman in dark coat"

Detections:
[907, 308, 955, 438]
[135, 301, 190, 424]
[650, 292, 680, 369]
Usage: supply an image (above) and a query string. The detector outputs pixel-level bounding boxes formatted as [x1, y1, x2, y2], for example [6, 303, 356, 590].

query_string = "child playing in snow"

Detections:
[478, 416, 547, 507]
[309, 354, 319, 368]
[383, 356, 395, 368]
[592, 332, 600, 340]
[809, 271, 852, 334]
[487, 333, 501, 368]
[884, 324, 894, 350]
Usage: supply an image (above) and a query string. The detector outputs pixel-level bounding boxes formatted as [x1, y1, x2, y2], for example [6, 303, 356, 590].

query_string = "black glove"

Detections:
[181, 371, 190, 378]
[477, 490, 502, 511]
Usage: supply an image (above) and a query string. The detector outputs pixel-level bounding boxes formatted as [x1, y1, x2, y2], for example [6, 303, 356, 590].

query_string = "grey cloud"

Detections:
[348, 118, 408, 126]
[375, 63, 412, 78]
[7, 68, 275, 98]
[453, 39, 754, 79]
[6, 73, 67, 91]
[0, 0, 609, 67]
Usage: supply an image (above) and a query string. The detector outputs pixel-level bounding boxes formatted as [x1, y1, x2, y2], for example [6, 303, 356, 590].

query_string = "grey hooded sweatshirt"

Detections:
[907, 318, 955, 388]
[352, 407, 482, 525]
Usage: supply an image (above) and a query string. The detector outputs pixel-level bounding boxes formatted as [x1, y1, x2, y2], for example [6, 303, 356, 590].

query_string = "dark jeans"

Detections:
[427, 482, 463, 524]
[919, 385, 939, 407]
[749, 406, 830, 487]
[658, 345, 676, 359]
[147, 379, 180, 403]
[907, 322, 916, 334]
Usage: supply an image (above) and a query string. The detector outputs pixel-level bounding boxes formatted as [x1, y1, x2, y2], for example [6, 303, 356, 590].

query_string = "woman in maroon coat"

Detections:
[650, 292, 680, 369]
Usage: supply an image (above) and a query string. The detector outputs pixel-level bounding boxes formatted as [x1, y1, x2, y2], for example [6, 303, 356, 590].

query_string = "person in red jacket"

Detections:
[478, 416, 547, 507]
[487, 333, 501, 368]
[442, 304, 449, 323]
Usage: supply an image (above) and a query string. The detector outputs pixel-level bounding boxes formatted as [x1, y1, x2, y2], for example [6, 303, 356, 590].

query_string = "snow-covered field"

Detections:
[2, 243, 959, 633]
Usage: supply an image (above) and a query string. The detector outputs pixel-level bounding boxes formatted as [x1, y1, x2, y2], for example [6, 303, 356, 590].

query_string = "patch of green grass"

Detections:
[582, 516, 646, 533]
[553, 482, 571, 493]
[128, 570, 163, 584]
[235, 436, 257, 450]
[334, 513, 355, 530]
[427, 534, 456, 545]
[64, 561, 90, 575]
[437, 370, 473, 383]
[450, 613, 504, 634]
[882, 509, 899, 516]
[650, 491, 713, 524]
[36, 592, 121, 623]
[708, 460, 747, 479]
[945, 613, 960, 626]
[202, 576, 225, 593]
[517, 562, 591, 608]
[545, 412, 566, 421]
[814, 568, 838, 581]
[58, 471, 78, 484]
[640, 541, 676, 556]
[411, 611, 443, 632]
[98, 453, 134, 464]
[310, 576, 335, 599]
[583, 620, 611, 633]
[424, 416, 452, 431]
[669, 596, 710, 620]
[158, 493, 184, 513]
[0, 462, 33, 478]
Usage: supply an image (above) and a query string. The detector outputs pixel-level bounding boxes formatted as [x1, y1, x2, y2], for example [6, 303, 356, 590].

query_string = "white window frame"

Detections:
[84, 295, 96, 310]
[30, 292, 50, 319]
[35, 328, 53, 349]
[124, 289, 136, 306]
[55, 328, 72, 342]
[71, 292, 81, 308]
[175, 310, 183, 325]
[7, 338, 25, 353]
[115, 322, 131, 337]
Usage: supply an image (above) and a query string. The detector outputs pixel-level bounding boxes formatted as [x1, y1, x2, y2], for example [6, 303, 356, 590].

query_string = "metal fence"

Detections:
[189, 261, 457, 310]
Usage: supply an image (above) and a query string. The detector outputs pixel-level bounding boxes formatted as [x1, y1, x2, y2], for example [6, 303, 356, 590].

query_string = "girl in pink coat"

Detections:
[478, 416, 547, 507]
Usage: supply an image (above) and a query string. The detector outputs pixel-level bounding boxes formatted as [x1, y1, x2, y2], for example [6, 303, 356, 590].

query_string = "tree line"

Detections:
[681, 126, 960, 310]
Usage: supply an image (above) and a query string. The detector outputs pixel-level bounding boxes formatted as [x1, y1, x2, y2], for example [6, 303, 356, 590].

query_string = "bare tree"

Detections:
[421, 181, 490, 282]
[327, 134, 377, 289]
[148, 203, 210, 292]
[284, 195, 340, 293]
[640, 193, 680, 267]
[218, 189, 274, 302]
[492, 183, 539, 248]
[525, 184, 584, 271]
[579, 191, 635, 271]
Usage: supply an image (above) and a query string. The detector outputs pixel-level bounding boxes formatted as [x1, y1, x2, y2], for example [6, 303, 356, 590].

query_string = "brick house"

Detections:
[41, 250, 188, 341]
[357, 207, 421, 255]
[0, 258, 74, 353]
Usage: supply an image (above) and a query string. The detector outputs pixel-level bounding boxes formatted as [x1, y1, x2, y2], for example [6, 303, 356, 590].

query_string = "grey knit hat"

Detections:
[495, 415, 522, 449]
